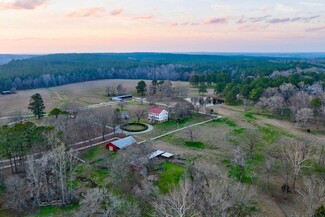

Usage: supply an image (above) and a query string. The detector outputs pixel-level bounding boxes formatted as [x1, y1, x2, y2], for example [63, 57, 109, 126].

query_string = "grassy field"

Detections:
[0, 79, 190, 117]
[157, 162, 186, 194]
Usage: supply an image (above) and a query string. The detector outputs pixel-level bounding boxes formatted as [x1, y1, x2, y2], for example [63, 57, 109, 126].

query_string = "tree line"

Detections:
[0, 53, 321, 92]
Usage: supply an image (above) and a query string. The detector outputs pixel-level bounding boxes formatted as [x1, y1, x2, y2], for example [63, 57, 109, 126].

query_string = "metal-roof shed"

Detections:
[110, 136, 137, 149]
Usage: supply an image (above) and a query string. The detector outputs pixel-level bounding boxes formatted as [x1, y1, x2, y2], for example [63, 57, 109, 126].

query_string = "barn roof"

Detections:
[111, 136, 137, 149]
[148, 150, 165, 159]
[161, 152, 174, 158]
[149, 107, 165, 114]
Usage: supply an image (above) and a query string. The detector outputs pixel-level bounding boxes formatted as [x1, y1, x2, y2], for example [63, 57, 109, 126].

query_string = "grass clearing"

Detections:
[157, 162, 186, 194]
[184, 141, 205, 149]
[245, 112, 256, 120]
[257, 123, 293, 145]
[230, 128, 246, 136]
[213, 117, 237, 127]
[31, 204, 79, 217]
[222, 159, 256, 184]
[83, 146, 102, 161]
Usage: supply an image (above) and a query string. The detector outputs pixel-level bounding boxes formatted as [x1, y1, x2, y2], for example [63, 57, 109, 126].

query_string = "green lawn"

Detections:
[29, 204, 79, 217]
[184, 141, 205, 149]
[157, 162, 186, 194]
[212, 117, 237, 127]
[245, 112, 256, 120]
[257, 123, 293, 145]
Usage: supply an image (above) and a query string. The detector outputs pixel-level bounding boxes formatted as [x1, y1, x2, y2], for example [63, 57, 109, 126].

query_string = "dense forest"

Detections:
[1, 53, 324, 92]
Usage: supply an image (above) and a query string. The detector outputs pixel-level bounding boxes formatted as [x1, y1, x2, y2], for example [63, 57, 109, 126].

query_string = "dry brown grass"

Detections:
[0, 79, 189, 117]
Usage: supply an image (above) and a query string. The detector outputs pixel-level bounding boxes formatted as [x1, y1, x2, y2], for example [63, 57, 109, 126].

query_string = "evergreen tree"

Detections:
[28, 93, 45, 119]
[198, 83, 208, 95]
[136, 80, 147, 96]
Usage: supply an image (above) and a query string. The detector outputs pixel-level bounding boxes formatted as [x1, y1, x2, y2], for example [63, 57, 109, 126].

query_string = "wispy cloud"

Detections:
[110, 8, 123, 16]
[0, 0, 48, 10]
[203, 17, 228, 24]
[299, 1, 324, 7]
[132, 15, 154, 20]
[306, 26, 325, 32]
[170, 21, 199, 27]
[212, 3, 232, 12]
[237, 15, 271, 24]
[268, 18, 291, 24]
[268, 15, 319, 24]
[275, 4, 297, 12]
[67, 7, 106, 18]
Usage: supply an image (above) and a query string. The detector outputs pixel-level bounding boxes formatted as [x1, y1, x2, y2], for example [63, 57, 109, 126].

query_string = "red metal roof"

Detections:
[149, 107, 165, 114]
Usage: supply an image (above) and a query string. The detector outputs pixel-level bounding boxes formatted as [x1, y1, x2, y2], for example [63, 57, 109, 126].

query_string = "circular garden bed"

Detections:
[120, 123, 149, 132]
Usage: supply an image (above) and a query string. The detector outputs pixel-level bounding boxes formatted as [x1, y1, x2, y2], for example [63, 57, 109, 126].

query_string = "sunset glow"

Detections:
[0, 0, 324, 53]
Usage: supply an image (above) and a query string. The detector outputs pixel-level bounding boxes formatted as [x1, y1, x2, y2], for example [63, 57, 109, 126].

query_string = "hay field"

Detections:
[0, 79, 190, 117]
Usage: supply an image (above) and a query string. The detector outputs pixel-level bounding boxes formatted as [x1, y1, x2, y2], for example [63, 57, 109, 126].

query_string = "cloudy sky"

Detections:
[0, 0, 324, 53]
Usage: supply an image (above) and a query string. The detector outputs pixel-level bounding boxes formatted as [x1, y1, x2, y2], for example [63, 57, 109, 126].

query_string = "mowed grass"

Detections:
[134, 114, 210, 141]
[213, 117, 237, 127]
[184, 141, 205, 149]
[245, 112, 256, 120]
[29, 204, 79, 217]
[157, 162, 186, 194]
[257, 123, 294, 145]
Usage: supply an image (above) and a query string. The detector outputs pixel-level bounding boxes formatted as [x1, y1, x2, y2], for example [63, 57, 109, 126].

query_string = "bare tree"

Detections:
[117, 100, 126, 111]
[232, 147, 247, 183]
[109, 143, 152, 193]
[51, 145, 79, 204]
[174, 85, 188, 98]
[117, 83, 126, 95]
[133, 108, 147, 123]
[281, 139, 311, 190]
[105, 85, 117, 96]
[297, 176, 325, 217]
[154, 164, 256, 217]
[296, 108, 314, 127]
[76, 188, 140, 217]
[263, 155, 275, 191]
[110, 109, 122, 134]
[93, 107, 114, 140]
[184, 125, 195, 142]
[319, 145, 325, 168]
[75, 111, 99, 143]
[3, 175, 28, 212]
[153, 179, 199, 217]
[270, 139, 311, 198]
[241, 128, 261, 159]
[173, 100, 194, 121]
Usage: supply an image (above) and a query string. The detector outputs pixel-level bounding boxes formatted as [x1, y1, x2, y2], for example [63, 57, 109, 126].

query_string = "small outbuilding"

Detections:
[148, 150, 174, 160]
[1, 90, 12, 95]
[106, 136, 137, 152]
[112, 94, 133, 101]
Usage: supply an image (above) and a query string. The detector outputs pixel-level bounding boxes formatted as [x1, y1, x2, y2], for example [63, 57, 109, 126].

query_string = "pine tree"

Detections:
[28, 93, 45, 119]
[136, 80, 147, 96]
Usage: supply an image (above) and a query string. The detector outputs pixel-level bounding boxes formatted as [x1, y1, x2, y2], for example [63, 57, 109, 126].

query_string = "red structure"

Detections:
[106, 143, 119, 152]
[105, 136, 137, 152]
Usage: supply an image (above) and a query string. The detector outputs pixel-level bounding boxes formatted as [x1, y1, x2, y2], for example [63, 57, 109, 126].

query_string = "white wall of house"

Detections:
[148, 110, 168, 122]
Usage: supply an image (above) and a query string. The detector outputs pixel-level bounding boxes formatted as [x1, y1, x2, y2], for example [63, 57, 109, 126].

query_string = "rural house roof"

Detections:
[149, 107, 165, 114]
[111, 136, 137, 149]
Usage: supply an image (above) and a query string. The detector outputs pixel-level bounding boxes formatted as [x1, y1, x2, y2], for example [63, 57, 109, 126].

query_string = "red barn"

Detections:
[106, 136, 137, 152]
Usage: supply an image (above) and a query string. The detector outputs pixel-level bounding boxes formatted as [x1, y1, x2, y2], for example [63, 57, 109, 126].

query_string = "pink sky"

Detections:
[0, 0, 324, 53]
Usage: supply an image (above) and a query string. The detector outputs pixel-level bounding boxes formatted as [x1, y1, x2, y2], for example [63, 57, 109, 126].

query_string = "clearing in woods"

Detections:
[0, 79, 190, 117]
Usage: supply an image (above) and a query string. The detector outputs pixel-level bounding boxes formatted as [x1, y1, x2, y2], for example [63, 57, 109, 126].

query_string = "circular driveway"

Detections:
[119, 123, 154, 135]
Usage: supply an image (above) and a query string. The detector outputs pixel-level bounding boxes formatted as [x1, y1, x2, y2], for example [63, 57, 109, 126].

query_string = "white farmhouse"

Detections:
[148, 107, 168, 122]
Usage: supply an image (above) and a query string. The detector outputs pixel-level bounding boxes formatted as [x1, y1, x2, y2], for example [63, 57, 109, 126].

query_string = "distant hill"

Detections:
[0, 54, 35, 65]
